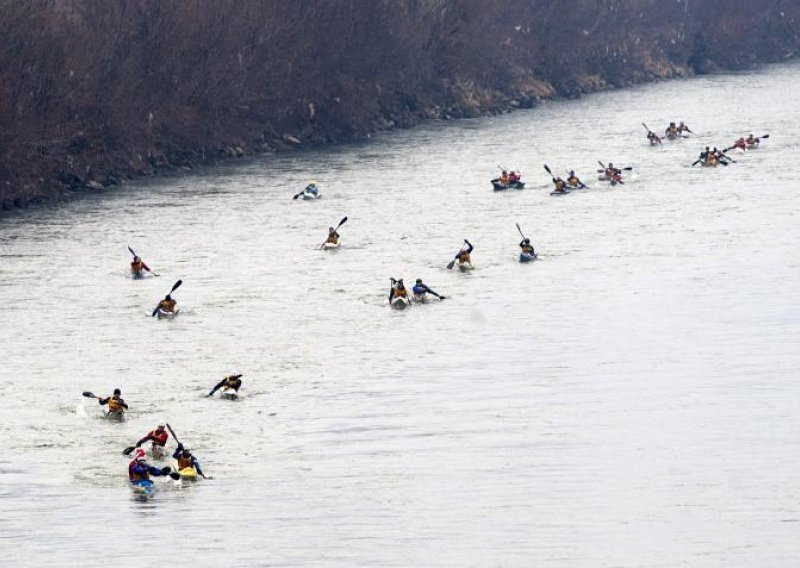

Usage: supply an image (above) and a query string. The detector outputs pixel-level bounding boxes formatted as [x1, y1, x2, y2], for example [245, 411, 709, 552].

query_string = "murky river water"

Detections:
[1, 62, 799, 567]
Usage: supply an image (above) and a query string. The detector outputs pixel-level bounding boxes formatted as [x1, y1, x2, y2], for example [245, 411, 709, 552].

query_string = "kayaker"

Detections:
[665, 122, 678, 139]
[173, 443, 207, 479]
[732, 137, 747, 151]
[499, 171, 510, 186]
[305, 182, 319, 196]
[712, 147, 730, 165]
[134, 424, 169, 451]
[551, 176, 568, 194]
[412, 279, 445, 301]
[208, 373, 243, 397]
[746, 133, 760, 146]
[129, 450, 170, 482]
[678, 121, 693, 134]
[389, 278, 409, 302]
[325, 227, 340, 246]
[604, 163, 622, 182]
[508, 171, 520, 184]
[566, 171, 587, 188]
[99, 389, 128, 414]
[157, 294, 177, 314]
[697, 146, 710, 164]
[130, 256, 153, 277]
[520, 238, 536, 256]
[456, 240, 474, 268]
[647, 130, 662, 145]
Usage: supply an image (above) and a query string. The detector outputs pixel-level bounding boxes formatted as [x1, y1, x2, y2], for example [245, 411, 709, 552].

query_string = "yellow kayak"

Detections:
[178, 467, 198, 481]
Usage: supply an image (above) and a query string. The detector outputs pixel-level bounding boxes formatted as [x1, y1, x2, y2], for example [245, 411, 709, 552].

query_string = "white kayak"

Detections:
[322, 241, 340, 250]
[412, 293, 429, 304]
[220, 389, 239, 401]
[519, 252, 538, 263]
[104, 409, 125, 421]
[301, 190, 321, 200]
[156, 308, 179, 319]
[390, 296, 410, 311]
[151, 443, 167, 459]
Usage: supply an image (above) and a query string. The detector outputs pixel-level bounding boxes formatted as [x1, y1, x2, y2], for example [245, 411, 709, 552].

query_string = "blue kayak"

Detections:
[131, 479, 154, 495]
[519, 252, 538, 263]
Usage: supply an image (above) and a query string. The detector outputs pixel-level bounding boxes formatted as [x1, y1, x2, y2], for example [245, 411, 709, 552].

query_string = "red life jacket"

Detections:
[150, 429, 168, 446]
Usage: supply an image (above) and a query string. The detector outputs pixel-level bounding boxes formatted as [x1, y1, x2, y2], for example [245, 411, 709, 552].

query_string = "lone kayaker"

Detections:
[99, 389, 128, 415]
[129, 450, 170, 485]
[566, 171, 587, 188]
[173, 443, 207, 479]
[412, 279, 445, 302]
[130, 256, 153, 278]
[134, 424, 169, 453]
[389, 278, 409, 303]
[208, 373, 243, 397]
[157, 294, 177, 314]
[520, 238, 536, 256]
[325, 227, 340, 246]
[455, 240, 474, 269]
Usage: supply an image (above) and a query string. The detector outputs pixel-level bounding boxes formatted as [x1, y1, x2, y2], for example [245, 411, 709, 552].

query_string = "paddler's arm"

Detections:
[207, 379, 227, 397]
[464, 240, 473, 253]
[98, 397, 109, 406]
[147, 465, 166, 477]
[135, 433, 153, 447]
[193, 457, 206, 478]
[172, 444, 183, 459]
[120, 400, 129, 410]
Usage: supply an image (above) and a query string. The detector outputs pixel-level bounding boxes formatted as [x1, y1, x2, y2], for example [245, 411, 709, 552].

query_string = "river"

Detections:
[1, 62, 799, 567]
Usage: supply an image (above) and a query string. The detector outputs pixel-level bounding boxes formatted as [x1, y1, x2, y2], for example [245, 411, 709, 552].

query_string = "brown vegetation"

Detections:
[1, 0, 798, 211]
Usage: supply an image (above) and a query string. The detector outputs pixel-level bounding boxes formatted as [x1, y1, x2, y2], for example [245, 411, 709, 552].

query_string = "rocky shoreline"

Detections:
[1, 1, 797, 214]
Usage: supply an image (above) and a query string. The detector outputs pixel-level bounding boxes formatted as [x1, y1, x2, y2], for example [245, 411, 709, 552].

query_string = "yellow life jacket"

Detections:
[394, 286, 408, 298]
[131, 260, 143, 272]
[108, 396, 123, 412]
[223, 377, 241, 391]
[500, 175, 509, 185]
[326, 234, 339, 244]
[707, 153, 717, 165]
[458, 251, 471, 264]
[567, 176, 579, 187]
[177, 455, 193, 470]
[555, 179, 566, 190]
[159, 299, 176, 312]
[521, 244, 534, 254]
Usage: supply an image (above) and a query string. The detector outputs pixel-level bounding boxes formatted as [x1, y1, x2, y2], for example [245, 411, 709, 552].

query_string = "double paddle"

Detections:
[319, 216, 347, 249]
[151, 279, 182, 317]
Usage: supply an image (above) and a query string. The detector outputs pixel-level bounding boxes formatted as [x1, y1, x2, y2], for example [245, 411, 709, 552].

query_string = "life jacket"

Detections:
[412, 284, 426, 296]
[554, 179, 566, 190]
[131, 260, 144, 271]
[326, 234, 339, 244]
[707, 153, 717, 165]
[223, 377, 241, 391]
[129, 461, 149, 481]
[150, 429, 168, 446]
[746, 137, 758, 145]
[177, 455, 194, 470]
[509, 173, 518, 183]
[393, 286, 408, 298]
[458, 251, 471, 264]
[158, 299, 176, 312]
[500, 175, 509, 185]
[567, 176, 579, 187]
[521, 244, 535, 254]
[108, 396, 124, 412]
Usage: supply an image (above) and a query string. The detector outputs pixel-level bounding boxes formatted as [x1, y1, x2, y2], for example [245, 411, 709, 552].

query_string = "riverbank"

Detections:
[1, 1, 797, 213]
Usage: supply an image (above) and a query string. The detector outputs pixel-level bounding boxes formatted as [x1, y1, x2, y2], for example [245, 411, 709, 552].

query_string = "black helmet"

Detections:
[165, 294, 171, 301]
[113, 388, 121, 395]
[416, 278, 422, 284]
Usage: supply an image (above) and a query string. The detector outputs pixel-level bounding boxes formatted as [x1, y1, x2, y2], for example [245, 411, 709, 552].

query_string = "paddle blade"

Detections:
[597, 160, 606, 169]
[515, 222, 525, 239]
[337, 216, 348, 228]
[761, 134, 770, 139]
[151, 306, 159, 317]
[170, 279, 182, 293]
[543, 164, 552, 175]
[122, 446, 135, 456]
[166, 423, 180, 445]
[127, 246, 137, 257]
[622, 167, 634, 171]
[82, 391, 95, 398]
[446, 260, 455, 270]
[160, 466, 172, 475]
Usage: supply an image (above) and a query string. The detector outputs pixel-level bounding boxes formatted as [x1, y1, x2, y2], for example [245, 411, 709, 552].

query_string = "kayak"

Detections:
[131, 479, 154, 496]
[156, 308, 179, 319]
[491, 180, 525, 191]
[151, 443, 167, 459]
[104, 409, 125, 421]
[747, 142, 760, 150]
[458, 262, 474, 272]
[131, 270, 145, 279]
[179, 467, 198, 482]
[220, 389, 239, 401]
[519, 252, 538, 263]
[412, 293, 429, 304]
[700, 161, 718, 168]
[390, 296, 410, 311]
[322, 241, 340, 250]
[550, 189, 570, 196]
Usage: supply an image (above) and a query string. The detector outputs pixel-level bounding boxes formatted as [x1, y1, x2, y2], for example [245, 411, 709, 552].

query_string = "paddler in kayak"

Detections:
[731, 137, 747, 151]
[130, 256, 154, 278]
[664, 122, 679, 139]
[647, 130, 662, 145]
[207, 373, 243, 397]
[99, 389, 128, 416]
[455, 240, 474, 269]
[412, 279, 445, 302]
[157, 294, 177, 314]
[508, 171, 521, 184]
[712, 147, 731, 165]
[677, 121, 693, 135]
[520, 238, 536, 256]
[603, 163, 623, 183]
[129, 449, 171, 488]
[133, 424, 169, 457]
[389, 278, 409, 303]
[566, 171, 587, 189]
[173, 443, 207, 479]
[550, 175, 568, 194]
[325, 226, 340, 246]
[746, 133, 760, 147]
